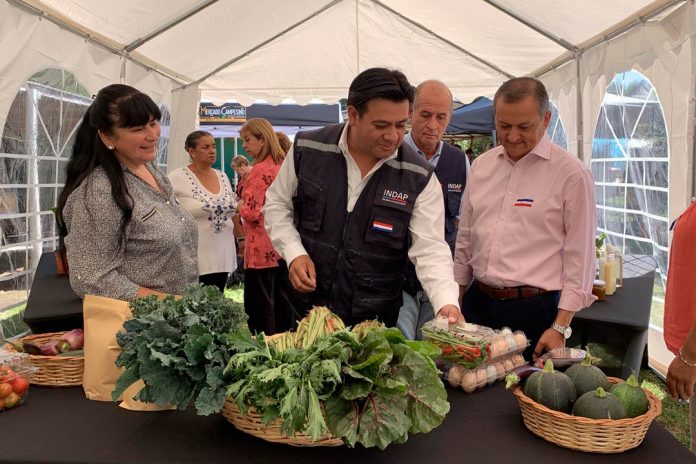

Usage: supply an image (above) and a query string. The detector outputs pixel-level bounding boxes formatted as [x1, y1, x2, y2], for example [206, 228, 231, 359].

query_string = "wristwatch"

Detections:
[551, 322, 572, 339]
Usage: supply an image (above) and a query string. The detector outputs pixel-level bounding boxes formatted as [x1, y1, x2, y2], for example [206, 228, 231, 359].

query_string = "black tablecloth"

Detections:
[574, 262, 654, 330]
[23, 253, 82, 333]
[0, 384, 693, 464]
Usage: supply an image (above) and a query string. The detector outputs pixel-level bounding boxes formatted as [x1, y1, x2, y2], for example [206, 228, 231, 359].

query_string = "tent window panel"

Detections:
[649, 218, 668, 248]
[591, 162, 604, 183]
[606, 160, 626, 184]
[624, 237, 654, 256]
[1, 94, 28, 156]
[0, 217, 27, 245]
[57, 159, 68, 184]
[597, 209, 606, 230]
[40, 212, 58, 238]
[0, 67, 90, 314]
[595, 185, 604, 205]
[646, 189, 668, 218]
[0, 187, 26, 214]
[546, 102, 568, 151]
[38, 187, 57, 212]
[604, 185, 625, 208]
[0, 157, 27, 184]
[605, 210, 624, 234]
[156, 106, 170, 169]
[591, 70, 669, 332]
[625, 212, 649, 239]
[626, 160, 644, 185]
[644, 161, 668, 188]
[37, 159, 57, 184]
[625, 186, 643, 211]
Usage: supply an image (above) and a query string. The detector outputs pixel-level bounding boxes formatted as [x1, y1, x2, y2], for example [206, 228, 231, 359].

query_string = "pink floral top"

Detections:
[239, 157, 282, 269]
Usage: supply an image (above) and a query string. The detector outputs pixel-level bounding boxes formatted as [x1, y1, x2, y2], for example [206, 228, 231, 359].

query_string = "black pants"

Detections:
[244, 264, 300, 335]
[199, 272, 229, 294]
[463, 282, 561, 361]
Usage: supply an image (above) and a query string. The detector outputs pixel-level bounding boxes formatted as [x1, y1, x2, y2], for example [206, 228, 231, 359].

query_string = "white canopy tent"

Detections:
[1, 0, 695, 372]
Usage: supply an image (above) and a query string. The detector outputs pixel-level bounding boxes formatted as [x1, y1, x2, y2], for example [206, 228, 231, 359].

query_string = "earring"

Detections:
[108, 146, 114, 150]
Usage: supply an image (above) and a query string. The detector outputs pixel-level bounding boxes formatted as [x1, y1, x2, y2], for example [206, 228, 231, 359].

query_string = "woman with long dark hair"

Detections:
[168, 131, 237, 293]
[58, 84, 198, 300]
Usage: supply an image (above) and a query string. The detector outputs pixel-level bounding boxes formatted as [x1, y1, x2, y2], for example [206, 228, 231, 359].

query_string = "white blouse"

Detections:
[168, 166, 237, 276]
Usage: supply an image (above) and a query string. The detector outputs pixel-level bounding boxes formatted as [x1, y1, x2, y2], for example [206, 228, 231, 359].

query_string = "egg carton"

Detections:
[422, 318, 529, 369]
[443, 353, 527, 393]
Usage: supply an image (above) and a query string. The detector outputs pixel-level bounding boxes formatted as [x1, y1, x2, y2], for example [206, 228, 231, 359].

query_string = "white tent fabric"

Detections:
[1, 0, 695, 372]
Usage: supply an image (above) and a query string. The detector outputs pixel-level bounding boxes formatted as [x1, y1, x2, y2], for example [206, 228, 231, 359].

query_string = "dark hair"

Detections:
[493, 77, 549, 117]
[185, 130, 213, 152]
[58, 84, 161, 242]
[347, 68, 415, 116]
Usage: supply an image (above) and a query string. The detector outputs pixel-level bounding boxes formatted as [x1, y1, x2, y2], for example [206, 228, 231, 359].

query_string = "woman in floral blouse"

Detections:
[239, 118, 296, 334]
[169, 131, 237, 293]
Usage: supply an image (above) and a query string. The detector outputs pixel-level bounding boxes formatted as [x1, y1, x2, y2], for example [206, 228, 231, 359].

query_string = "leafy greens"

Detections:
[112, 285, 247, 415]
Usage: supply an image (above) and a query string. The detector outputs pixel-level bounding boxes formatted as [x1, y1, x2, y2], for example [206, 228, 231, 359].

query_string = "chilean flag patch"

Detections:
[514, 198, 533, 207]
[372, 220, 394, 233]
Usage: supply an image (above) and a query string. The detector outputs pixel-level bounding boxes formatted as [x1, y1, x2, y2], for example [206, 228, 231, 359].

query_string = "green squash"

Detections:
[523, 359, 577, 413]
[572, 387, 627, 419]
[611, 374, 650, 418]
[564, 352, 610, 396]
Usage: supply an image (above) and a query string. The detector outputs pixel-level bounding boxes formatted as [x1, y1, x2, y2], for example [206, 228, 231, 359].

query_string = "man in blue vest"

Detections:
[264, 68, 462, 327]
[397, 80, 470, 339]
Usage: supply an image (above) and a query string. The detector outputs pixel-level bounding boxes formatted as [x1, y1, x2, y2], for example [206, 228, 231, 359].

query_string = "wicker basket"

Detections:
[221, 398, 343, 447]
[6, 332, 84, 387]
[512, 376, 661, 453]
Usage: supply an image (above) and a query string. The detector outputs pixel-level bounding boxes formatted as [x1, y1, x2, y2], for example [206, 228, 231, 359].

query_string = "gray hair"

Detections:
[493, 77, 549, 117]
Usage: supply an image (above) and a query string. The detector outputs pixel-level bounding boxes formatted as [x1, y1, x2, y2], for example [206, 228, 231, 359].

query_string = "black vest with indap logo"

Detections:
[403, 142, 468, 296]
[436, 143, 468, 250]
[292, 123, 433, 326]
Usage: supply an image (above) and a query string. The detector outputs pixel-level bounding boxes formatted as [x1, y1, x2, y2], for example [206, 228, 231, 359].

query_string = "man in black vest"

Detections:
[397, 80, 470, 339]
[264, 68, 462, 327]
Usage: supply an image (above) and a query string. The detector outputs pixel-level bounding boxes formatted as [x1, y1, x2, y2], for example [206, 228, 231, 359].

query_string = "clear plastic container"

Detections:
[422, 317, 529, 369]
[0, 349, 35, 412]
[443, 353, 527, 393]
[533, 347, 586, 368]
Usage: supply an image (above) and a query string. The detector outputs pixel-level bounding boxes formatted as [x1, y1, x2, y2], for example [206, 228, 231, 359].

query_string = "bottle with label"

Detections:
[605, 254, 616, 296]
[598, 257, 608, 283]
[614, 248, 623, 288]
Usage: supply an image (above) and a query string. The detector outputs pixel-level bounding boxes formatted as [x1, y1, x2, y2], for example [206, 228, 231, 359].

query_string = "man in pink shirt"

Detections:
[453, 77, 597, 360]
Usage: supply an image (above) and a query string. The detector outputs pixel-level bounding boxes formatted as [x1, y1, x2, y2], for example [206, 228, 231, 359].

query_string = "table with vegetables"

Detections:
[0, 286, 693, 464]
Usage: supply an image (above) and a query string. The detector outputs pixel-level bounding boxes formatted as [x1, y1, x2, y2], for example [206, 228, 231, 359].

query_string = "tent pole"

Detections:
[372, 0, 514, 79]
[124, 0, 218, 52]
[185, 0, 344, 89]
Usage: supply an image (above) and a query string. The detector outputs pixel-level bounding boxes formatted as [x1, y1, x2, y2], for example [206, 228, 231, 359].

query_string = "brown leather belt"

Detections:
[476, 281, 549, 300]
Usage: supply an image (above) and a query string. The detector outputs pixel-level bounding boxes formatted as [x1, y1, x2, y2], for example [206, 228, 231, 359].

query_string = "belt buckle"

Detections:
[490, 284, 509, 300]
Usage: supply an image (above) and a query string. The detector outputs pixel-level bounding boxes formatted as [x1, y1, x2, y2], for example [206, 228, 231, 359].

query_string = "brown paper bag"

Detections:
[82, 294, 173, 411]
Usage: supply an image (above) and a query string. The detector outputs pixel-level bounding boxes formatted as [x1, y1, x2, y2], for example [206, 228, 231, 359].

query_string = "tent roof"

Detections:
[13, 0, 681, 104]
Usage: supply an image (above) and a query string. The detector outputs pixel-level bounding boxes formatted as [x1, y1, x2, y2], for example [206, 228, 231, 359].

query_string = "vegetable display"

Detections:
[225, 322, 449, 449]
[12, 329, 84, 356]
[564, 351, 610, 396]
[522, 359, 577, 413]
[611, 375, 649, 418]
[0, 350, 34, 412]
[421, 320, 491, 368]
[112, 285, 248, 415]
[572, 387, 627, 419]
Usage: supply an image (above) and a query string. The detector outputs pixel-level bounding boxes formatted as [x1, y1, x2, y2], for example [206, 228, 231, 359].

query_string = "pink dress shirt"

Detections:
[240, 157, 282, 270]
[453, 135, 597, 312]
